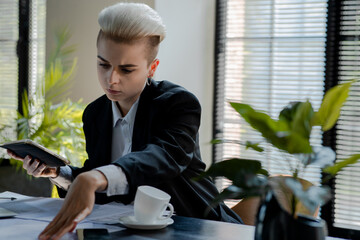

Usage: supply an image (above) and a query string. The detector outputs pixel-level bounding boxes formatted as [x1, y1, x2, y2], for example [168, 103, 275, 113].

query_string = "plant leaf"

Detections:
[245, 141, 264, 152]
[203, 185, 246, 217]
[230, 102, 312, 154]
[279, 101, 314, 140]
[285, 131, 313, 154]
[1, 28, 87, 168]
[21, 90, 29, 118]
[291, 101, 314, 139]
[323, 154, 360, 176]
[313, 81, 354, 131]
[198, 158, 269, 188]
[211, 138, 264, 154]
[230, 103, 285, 147]
[216, 185, 247, 200]
[47, 26, 77, 70]
[210, 139, 223, 144]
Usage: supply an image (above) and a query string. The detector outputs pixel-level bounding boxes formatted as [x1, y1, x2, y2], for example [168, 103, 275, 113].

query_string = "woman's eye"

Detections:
[99, 63, 110, 69]
[121, 68, 134, 74]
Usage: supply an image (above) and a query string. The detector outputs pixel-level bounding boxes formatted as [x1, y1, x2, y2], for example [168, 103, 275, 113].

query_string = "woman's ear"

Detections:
[148, 59, 160, 78]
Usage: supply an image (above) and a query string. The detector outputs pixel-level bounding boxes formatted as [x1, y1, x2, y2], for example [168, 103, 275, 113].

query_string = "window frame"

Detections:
[17, 0, 30, 115]
[213, 0, 360, 238]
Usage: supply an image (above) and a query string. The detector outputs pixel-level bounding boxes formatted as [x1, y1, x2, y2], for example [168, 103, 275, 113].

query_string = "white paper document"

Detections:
[0, 218, 120, 239]
[0, 191, 34, 201]
[0, 191, 135, 239]
[0, 192, 133, 223]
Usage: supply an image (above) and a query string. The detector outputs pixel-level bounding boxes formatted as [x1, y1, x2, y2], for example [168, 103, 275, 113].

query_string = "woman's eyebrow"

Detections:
[118, 64, 138, 68]
[97, 55, 137, 68]
[97, 55, 109, 62]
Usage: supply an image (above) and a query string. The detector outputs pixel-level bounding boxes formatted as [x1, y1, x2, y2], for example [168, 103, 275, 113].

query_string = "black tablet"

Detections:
[0, 139, 70, 167]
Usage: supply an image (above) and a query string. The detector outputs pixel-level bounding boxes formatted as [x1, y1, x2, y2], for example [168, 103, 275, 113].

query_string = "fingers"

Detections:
[33, 164, 47, 177]
[39, 219, 74, 240]
[39, 212, 71, 240]
[73, 208, 90, 223]
[23, 156, 44, 177]
[26, 159, 39, 175]
[39, 209, 90, 240]
[7, 150, 23, 161]
[39, 175, 96, 239]
[68, 221, 78, 233]
[23, 155, 33, 169]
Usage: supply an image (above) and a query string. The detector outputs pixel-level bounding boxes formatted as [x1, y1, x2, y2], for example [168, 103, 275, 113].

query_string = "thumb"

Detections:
[68, 209, 90, 233]
[74, 208, 91, 223]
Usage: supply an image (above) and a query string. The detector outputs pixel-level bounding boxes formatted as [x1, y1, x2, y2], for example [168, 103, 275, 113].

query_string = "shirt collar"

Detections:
[111, 99, 140, 127]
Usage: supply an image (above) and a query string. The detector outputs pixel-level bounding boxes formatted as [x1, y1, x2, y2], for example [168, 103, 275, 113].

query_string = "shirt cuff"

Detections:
[49, 165, 73, 190]
[96, 165, 129, 196]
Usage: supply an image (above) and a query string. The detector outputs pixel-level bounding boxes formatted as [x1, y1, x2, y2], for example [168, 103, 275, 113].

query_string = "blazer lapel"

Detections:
[93, 98, 113, 165]
[132, 82, 153, 152]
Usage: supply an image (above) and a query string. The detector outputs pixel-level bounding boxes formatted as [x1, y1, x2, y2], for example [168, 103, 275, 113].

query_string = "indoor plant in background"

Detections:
[201, 80, 360, 240]
[0, 29, 86, 197]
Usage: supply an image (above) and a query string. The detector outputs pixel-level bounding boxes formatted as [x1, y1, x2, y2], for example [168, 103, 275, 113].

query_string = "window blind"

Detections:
[28, 0, 46, 130]
[332, 0, 360, 231]
[0, 0, 19, 142]
[29, 0, 46, 102]
[214, 0, 328, 200]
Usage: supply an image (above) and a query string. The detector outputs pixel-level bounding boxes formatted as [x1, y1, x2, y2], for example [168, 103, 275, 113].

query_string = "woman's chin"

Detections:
[105, 94, 122, 102]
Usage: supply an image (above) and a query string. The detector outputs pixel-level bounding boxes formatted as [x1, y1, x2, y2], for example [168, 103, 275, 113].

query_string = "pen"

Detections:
[0, 197, 16, 201]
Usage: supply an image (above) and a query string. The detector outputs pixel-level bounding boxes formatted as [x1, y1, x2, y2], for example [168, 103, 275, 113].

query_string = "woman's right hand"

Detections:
[7, 150, 59, 178]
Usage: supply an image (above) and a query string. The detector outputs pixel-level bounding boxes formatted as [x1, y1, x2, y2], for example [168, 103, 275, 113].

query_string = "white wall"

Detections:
[155, 0, 215, 167]
[46, 0, 215, 167]
[46, 0, 155, 104]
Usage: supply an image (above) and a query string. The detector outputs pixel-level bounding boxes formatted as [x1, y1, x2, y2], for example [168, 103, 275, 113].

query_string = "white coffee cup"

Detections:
[134, 185, 174, 224]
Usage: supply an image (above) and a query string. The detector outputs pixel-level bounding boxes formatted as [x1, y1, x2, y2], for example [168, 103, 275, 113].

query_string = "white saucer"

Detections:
[118, 215, 174, 230]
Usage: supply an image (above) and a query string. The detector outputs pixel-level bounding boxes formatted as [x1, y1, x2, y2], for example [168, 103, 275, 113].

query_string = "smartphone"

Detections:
[76, 228, 110, 240]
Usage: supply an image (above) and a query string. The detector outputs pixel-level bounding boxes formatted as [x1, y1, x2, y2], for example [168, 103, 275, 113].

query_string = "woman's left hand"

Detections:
[38, 171, 108, 240]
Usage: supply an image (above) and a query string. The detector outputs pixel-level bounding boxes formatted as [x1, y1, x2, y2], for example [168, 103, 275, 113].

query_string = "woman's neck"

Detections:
[116, 96, 139, 117]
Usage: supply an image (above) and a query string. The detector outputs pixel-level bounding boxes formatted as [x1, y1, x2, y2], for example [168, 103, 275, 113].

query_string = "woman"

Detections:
[8, 3, 242, 239]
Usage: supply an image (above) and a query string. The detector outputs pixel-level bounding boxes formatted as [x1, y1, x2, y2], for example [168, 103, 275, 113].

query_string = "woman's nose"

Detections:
[109, 69, 120, 84]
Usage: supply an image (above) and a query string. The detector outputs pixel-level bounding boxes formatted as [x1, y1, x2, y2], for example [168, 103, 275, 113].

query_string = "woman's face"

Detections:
[97, 37, 158, 107]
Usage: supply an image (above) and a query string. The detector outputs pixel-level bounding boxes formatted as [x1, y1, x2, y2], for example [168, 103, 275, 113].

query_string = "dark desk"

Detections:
[111, 216, 344, 240]
[0, 192, 344, 240]
[0, 192, 253, 240]
[111, 216, 254, 240]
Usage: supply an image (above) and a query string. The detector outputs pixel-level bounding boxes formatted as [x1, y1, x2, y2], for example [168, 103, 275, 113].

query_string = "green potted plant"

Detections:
[0, 28, 86, 197]
[201, 80, 360, 239]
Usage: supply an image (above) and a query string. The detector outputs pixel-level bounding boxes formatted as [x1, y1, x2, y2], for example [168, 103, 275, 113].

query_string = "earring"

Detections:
[146, 77, 152, 86]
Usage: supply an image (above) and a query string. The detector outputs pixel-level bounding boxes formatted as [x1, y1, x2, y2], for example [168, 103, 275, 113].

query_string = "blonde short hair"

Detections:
[97, 2, 166, 63]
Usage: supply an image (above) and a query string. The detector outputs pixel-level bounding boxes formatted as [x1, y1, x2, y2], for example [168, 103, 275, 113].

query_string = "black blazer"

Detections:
[58, 80, 242, 224]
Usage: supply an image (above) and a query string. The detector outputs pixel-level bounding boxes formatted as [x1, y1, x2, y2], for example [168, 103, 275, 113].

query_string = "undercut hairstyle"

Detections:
[97, 2, 166, 65]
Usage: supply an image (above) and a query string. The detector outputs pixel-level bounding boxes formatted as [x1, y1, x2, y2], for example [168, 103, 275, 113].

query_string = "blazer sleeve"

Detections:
[64, 97, 112, 178]
[113, 89, 202, 195]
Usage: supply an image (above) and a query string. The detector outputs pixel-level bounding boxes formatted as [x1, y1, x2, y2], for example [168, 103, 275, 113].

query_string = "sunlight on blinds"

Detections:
[28, 0, 46, 132]
[0, 0, 18, 141]
[214, 0, 328, 194]
[29, 0, 46, 101]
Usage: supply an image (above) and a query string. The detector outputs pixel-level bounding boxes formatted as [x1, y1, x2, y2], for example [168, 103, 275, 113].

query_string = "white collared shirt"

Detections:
[109, 100, 138, 162]
[51, 99, 139, 196]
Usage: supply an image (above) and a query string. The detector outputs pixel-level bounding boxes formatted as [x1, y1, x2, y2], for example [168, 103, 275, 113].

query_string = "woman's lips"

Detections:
[107, 89, 121, 95]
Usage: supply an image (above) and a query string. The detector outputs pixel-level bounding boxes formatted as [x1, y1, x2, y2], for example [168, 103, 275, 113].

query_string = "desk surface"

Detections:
[112, 215, 254, 240]
[0, 191, 345, 240]
[112, 216, 344, 240]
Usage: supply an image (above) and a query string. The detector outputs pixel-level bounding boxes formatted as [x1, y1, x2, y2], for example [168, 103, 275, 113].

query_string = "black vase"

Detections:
[254, 191, 327, 240]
